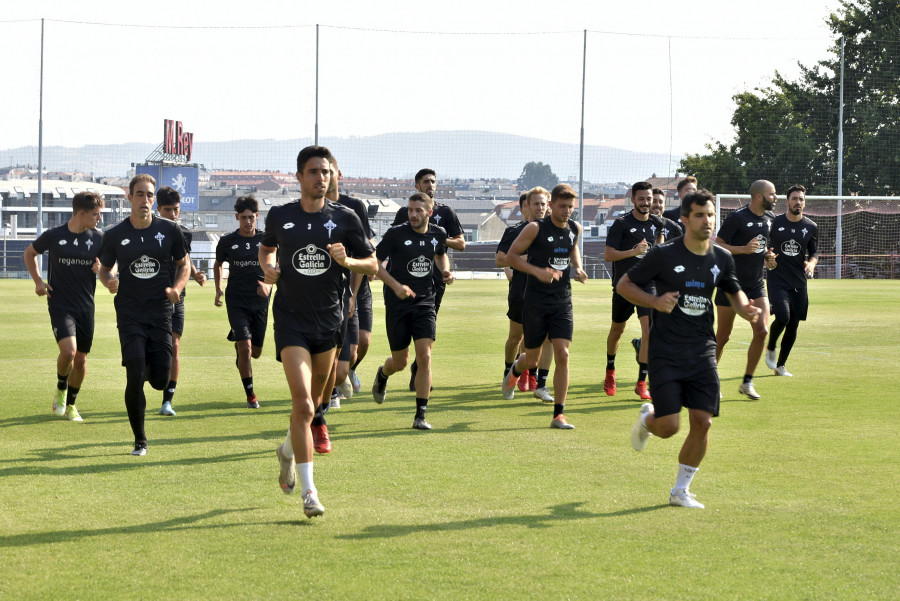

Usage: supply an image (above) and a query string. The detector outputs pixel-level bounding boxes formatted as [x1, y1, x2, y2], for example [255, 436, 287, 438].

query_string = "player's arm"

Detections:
[617, 273, 679, 313]
[166, 257, 190, 303]
[98, 263, 118, 294]
[376, 263, 415, 299]
[446, 235, 465, 252]
[258, 244, 280, 284]
[328, 244, 378, 277]
[503, 266, 513, 281]
[570, 224, 588, 283]
[23, 244, 51, 297]
[190, 256, 206, 286]
[507, 223, 558, 285]
[436, 252, 453, 285]
[726, 289, 761, 323]
[604, 241, 648, 262]
[495, 249, 508, 268]
[213, 260, 225, 306]
[714, 236, 758, 255]
[804, 232, 819, 278]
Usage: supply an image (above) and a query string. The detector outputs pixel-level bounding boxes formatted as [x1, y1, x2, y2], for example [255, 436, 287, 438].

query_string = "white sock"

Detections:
[640, 410, 652, 428]
[297, 462, 315, 495]
[282, 428, 294, 460]
[674, 463, 698, 492]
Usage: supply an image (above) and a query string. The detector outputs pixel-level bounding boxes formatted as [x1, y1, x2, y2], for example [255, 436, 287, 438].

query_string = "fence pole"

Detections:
[37, 18, 45, 249]
[578, 30, 586, 260]
[836, 36, 845, 279]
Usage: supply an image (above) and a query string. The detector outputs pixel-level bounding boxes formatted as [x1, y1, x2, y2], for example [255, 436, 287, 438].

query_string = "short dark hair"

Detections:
[550, 183, 578, 203]
[234, 195, 259, 214]
[296, 145, 334, 173]
[72, 191, 104, 213]
[677, 176, 698, 195]
[415, 168, 436, 184]
[156, 186, 181, 207]
[409, 192, 434, 211]
[786, 184, 806, 198]
[129, 173, 155, 195]
[518, 193, 528, 208]
[652, 188, 665, 197]
[631, 181, 653, 197]
[681, 189, 715, 217]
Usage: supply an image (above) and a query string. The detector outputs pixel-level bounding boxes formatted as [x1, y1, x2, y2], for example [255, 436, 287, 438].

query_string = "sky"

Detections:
[1, 0, 843, 164]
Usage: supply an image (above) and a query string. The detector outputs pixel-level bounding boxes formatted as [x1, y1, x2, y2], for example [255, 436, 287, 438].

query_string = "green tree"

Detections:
[517, 161, 559, 191]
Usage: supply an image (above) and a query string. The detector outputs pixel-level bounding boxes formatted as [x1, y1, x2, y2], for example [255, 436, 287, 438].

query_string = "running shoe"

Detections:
[247, 395, 260, 409]
[312, 424, 332, 454]
[329, 395, 341, 410]
[53, 389, 66, 417]
[738, 381, 761, 400]
[303, 489, 325, 518]
[372, 367, 387, 404]
[634, 381, 652, 401]
[630, 402, 653, 451]
[276, 443, 296, 494]
[159, 401, 176, 416]
[517, 369, 530, 392]
[412, 417, 432, 430]
[533, 387, 554, 403]
[502, 363, 518, 400]
[339, 376, 353, 400]
[765, 349, 777, 370]
[528, 372, 538, 391]
[604, 369, 617, 396]
[65, 405, 83, 422]
[349, 369, 362, 394]
[669, 488, 704, 508]
[550, 414, 575, 429]
[774, 366, 793, 377]
[631, 337, 641, 363]
[131, 442, 148, 457]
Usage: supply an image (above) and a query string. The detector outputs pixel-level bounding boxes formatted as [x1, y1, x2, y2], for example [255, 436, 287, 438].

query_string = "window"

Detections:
[204, 214, 218, 227]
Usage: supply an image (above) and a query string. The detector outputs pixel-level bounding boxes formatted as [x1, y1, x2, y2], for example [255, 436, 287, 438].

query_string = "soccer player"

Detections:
[213, 195, 271, 408]
[98, 174, 189, 456]
[603, 181, 665, 400]
[392, 168, 465, 391]
[496, 187, 555, 402]
[714, 179, 778, 400]
[619, 189, 761, 508]
[502, 184, 588, 429]
[262, 145, 376, 518]
[24, 191, 105, 422]
[155, 187, 207, 416]
[372, 192, 452, 430]
[764, 184, 818, 376]
[662, 176, 698, 230]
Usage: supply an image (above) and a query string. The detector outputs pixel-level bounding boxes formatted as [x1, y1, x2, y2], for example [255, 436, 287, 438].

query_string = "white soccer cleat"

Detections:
[631, 403, 653, 451]
[765, 349, 777, 370]
[502, 363, 518, 400]
[349, 369, 362, 394]
[339, 376, 353, 400]
[533, 387, 554, 403]
[774, 366, 793, 377]
[303, 489, 325, 518]
[276, 443, 297, 495]
[669, 488, 704, 508]
[738, 381, 761, 400]
[52, 389, 66, 417]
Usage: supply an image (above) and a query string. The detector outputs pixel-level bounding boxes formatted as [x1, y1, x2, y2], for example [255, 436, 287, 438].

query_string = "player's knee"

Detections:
[689, 413, 713, 435]
[393, 356, 409, 371]
[59, 347, 77, 363]
[654, 421, 679, 438]
[250, 346, 263, 359]
[554, 346, 570, 366]
[290, 400, 315, 423]
[147, 365, 169, 390]
[72, 352, 87, 370]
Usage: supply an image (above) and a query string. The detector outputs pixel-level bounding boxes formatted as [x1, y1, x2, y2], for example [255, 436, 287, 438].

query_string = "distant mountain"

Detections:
[1, 131, 676, 183]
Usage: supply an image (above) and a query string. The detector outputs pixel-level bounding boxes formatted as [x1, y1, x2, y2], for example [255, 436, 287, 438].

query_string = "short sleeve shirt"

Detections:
[525, 216, 579, 304]
[31, 224, 103, 314]
[497, 221, 529, 302]
[376, 222, 447, 308]
[215, 229, 266, 300]
[606, 212, 666, 286]
[716, 206, 775, 289]
[767, 214, 818, 290]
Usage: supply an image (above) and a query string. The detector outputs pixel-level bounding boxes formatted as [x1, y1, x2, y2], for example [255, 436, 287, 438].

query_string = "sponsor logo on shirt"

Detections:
[130, 255, 161, 279]
[674, 265, 685, 273]
[59, 240, 67, 246]
[678, 294, 710, 317]
[404, 240, 412, 246]
[284, 222, 295, 230]
[781, 239, 801, 257]
[59, 257, 94, 267]
[753, 234, 767, 253]
[549, 256, 570, 271]
[121, 238, 130, 246]
[232, 244, 239, 249]
[407, 255, 433, 277]
[291, 244, 331, 276]
[685, 280, 705, 289]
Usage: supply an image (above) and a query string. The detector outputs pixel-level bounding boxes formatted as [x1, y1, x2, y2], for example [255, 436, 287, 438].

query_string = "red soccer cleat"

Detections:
[604, 369, 617, 396]
[312, 424, 332, 454]
[517, 369, 530, 392]
[634, 381, 652, 401]
[528, 372, 538, 391]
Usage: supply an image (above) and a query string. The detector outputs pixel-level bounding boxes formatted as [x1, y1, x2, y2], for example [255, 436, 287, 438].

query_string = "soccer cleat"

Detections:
[528, 372, 538, 391]
[631, 402, 653, 451]
[631, 337, 641, 364]
[131, 442, 147, 457]
[604, 369, 617, 396]
[765, 349, 777, 370]
[550, 414, 575, 429]
[738, 381, 761, 400]
[339, 376, 353, 400]
[65, 405, 83, 422]
[53, 389, 66, 417]
[303, 489, 325, 518]
[349, 369, 361, 394]
[669, 488, 705, 509]
[312, 424, 332, 454]
[372, 367, 387, 404]
[275, 443, 296, 494]
[502, 363, 518, 400]
[774, 366, 793, 377]
[159, 401, 176, 416]
[533, 387, 554, 403]
[517, 369, 530, 392]
[634, 381, 652, 401]
[412, 417, 432, 430]
[329, 395, 341, 410]
[247, 395, 260, 409]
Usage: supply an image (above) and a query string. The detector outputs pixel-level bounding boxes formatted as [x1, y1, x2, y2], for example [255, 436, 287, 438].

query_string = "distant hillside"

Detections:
[1, 131, 675, 183]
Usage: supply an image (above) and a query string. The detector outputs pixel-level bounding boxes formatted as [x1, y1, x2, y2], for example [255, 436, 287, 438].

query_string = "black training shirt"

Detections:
[376, 222, 447, 308]
[216, 229, 266, 301]
[767, 214, 818, 290]
[606, 212, 666, 286]
[31, 224, 103, 314]
[496, 220, 529, 303]
[524, 216, 579, 304]
[716, 206, 775, 289]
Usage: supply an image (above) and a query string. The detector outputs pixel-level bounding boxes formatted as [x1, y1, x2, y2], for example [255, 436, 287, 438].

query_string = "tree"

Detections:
[517, 161, 559, 191]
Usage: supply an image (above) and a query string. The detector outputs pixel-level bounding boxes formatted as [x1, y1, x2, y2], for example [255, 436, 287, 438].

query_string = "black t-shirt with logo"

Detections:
[716, 206, 775, 289]
[392, 202, 463, 291]
[31, 223, 103, 314]
[168, 222, 193, 299]
[525, 216, 579, 304]
[261, 200, 374, 335]
[376, 222, 447, 309]
[215, 229, 266, 301]
[99, 217, 187, 319]
[496, 220, 528, 303]
[661, 216, 683, 241]
[606, 212, 666, 286]
[662, 207, 686, 233]
[767, 214, 818, 290]
[626, 239, 741, 371]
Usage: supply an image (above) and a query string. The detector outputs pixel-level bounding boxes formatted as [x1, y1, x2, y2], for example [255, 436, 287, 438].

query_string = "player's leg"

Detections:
[503, 302, 547, 400]
[741, 295, 770, 396]
[373, 306, 411, 403]
[549, 338, 574, 429]
[715, 305, 736, 363]
[412, 337, 435, 429]
[774, 289, 805, 374]
[161, 301, 184, 415]
[53, 335, 77, 416]
[766, 285, 789, 371]
[533, 337, 554, 402]
[505, 319, 524, 376]
[634, 312, 652, 400]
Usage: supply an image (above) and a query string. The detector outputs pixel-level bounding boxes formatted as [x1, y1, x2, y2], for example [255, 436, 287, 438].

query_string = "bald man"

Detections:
[713, 179, 777, 400]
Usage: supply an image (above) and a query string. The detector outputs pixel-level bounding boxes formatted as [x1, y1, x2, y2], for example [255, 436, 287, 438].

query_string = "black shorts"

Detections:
[49, 307, 95, 353]
[172, 298, 185, 335]
[274, 329, 340, 362]
[649, 365, 720, 418]
[715, 282, 766, 307]
[357, 281, 374, 332]
[768, 284, 809, 323]
[117, 314, 173, 369]
[522, 298, 573, 349]
[226, 297, 269, 347]
[339, 311, 360, 361]
[611, 288, 653, 323]
[385, 302, 436, 352]
[507, 299, 524, 324]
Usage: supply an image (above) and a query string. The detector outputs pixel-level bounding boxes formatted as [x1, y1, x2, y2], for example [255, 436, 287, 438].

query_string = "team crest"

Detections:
[154, 232, 166, 247]
[710, 264, 721, 279]
[85, 239, 93, 250]
[323, 219, 337, 239]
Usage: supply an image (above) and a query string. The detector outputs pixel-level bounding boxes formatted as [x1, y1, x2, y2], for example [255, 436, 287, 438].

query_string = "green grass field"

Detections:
[0, 279, 897, 600]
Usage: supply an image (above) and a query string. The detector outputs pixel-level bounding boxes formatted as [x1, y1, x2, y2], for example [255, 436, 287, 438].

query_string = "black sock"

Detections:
[410, 360, 418, 377]
[743, 374, 753, 384]
[66, 386, 80, 406]
[351, 357, 363, 370]
[163, 380, 177, 404]
[510, 361, 522, 378]
[606, 354, 616, 370]
[57, 373, 68, 391]
[553, 403, 565, 418]
[377, 365, 388, 383]
[537, 368, 549, 389]
[312, 404, 327, 427]
[242, 377, 254, 398]
[638, 363, 648, 382]
[505, 362, 513, 378]
[415, 398, 428, 419]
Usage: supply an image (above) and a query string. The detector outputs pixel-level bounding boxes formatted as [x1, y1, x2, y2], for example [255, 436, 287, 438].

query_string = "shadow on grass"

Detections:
[336, 501, 668, 540]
